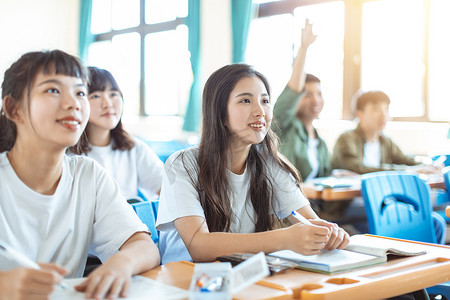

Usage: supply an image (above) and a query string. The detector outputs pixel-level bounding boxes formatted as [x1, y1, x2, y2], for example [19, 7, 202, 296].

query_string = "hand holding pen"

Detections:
[0, 240, 68, 299]
[289, 211, 349, 254]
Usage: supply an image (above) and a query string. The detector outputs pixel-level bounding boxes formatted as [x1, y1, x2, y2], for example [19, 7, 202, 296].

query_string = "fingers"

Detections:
[323, 223, 350, 250]
[39, 263, 69, 276]
[76, 272, 128, 300]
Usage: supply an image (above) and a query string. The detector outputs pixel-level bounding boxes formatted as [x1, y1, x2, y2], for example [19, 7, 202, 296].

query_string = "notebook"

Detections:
[268, 234, 427, 274]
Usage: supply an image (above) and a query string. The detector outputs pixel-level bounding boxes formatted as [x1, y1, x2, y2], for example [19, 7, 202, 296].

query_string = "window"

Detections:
[251, 0, 449, 122]
[247, 1, 344, 120]
[88, 0, 190, 117]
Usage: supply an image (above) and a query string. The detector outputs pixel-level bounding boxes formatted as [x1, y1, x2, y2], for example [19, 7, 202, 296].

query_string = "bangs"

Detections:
[38, 50, 89, 84]
[88, 67, 121, 94]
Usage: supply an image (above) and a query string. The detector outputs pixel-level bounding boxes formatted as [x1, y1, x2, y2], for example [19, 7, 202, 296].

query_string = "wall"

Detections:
[0, 0, 79, 84]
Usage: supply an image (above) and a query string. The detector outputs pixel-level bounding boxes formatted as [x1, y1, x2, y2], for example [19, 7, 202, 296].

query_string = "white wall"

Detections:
[0, 0, 80, 84]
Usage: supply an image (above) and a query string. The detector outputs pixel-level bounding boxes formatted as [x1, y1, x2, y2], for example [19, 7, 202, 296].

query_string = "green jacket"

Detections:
[273, 85, 331, 180]
[331, 123, 418, 174]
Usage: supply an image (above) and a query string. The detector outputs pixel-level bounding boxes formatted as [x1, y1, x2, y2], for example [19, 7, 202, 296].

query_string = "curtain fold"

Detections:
[182, 0, 202, 132]
[79, 0, 94, 63]
[231, 0, 254, 63]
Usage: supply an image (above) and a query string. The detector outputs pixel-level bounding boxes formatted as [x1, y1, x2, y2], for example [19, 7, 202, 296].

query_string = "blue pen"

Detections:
[291, 210, 312, 225]
[0, 240, 68, 289]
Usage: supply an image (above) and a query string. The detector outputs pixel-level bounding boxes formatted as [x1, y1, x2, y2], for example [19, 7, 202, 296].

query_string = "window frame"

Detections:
[91, 0, 187, 116]
[257, 0, 436, 122]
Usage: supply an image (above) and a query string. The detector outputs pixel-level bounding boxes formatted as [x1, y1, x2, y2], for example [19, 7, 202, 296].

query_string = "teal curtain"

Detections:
[79, 0, 94, 63]
[182, 0, 201, 132]
[231, 0, 254, 63]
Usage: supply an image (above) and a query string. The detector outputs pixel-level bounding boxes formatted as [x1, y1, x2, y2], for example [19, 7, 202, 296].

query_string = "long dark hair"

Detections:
[182, 64, 302, 233]
[0, 50, 89, 153]
[70, 67, 134, 154]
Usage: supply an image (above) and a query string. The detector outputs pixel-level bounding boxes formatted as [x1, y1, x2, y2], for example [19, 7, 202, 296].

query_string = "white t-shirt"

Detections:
[363, 141, 381, 168]
[305, 138, 320, 182]
[0, 152, 148, 278]
[156, 146, 309, 264]
[83, 138, 164, 201]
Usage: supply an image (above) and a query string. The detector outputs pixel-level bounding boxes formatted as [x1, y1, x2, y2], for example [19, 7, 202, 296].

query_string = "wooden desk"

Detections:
[301, 175, 445, 201]
[141, 235, 450, 300]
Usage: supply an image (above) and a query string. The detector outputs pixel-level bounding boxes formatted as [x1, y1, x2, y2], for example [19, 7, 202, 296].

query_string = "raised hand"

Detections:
[301, 18, 317, 47]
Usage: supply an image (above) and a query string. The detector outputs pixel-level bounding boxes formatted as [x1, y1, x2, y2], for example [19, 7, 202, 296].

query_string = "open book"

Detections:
[268, 234, 427, 274]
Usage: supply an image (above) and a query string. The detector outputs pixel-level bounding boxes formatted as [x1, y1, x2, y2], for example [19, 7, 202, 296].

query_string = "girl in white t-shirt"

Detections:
[0, 50, 160, 299]
[156, 64, 349, 264]
[70, 67, 163, 201]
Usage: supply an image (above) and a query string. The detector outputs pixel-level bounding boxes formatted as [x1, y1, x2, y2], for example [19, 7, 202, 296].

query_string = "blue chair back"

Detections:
[361, 171, 437, 243]
[444, 167, 450, 191]
[432, 154, 450, 167]
[131, 201, 159, 244]
[144, 140, 190, 163]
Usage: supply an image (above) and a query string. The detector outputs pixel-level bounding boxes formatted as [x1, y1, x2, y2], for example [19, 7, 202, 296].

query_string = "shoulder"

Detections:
[165, 146, 199, 175]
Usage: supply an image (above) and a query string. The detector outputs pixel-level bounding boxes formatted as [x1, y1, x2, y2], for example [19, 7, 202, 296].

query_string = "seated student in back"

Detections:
[331, 91, 440, 174]
[155, 63, 350, 264]
[330, 90, 445, 243]
[0, 50, 160, 300]
[70, 67, 164, 201]
[273, 20, 332, 181]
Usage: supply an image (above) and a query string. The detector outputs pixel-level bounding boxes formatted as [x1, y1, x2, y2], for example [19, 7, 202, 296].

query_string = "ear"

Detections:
[2, 95, 24, 123]
[356, 110, 363, 121]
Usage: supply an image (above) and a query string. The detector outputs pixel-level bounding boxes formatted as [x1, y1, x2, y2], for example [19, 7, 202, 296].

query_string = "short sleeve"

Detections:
[269, 158, 309, 219]
[135, 138, 165, 200]
[156, 148, 205, 232]
[90, 164, 149, 262]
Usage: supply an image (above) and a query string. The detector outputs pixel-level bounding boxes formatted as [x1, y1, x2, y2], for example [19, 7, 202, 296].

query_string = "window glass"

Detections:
[361, 0, 425, 118]
[246, 14, 294, 103]
[293, 2, 344, 120]
[89, 33, 140, 116]
[246, 1, 344, 120]
[112, 0, 140, 30]
[145, 25, 191, 115]
[145, 0, 188, 24]
[91, 0, 112, 34]
[428, 0, 450, 121]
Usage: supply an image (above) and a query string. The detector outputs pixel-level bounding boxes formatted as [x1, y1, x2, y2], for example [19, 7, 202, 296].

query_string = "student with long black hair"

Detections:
[156, 63, 349, 264]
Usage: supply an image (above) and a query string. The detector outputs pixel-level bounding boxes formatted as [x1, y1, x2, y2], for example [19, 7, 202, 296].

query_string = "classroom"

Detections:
[0, 0, 449, 299]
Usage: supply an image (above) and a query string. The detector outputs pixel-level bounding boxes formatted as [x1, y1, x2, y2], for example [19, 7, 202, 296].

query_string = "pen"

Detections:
[0, 240, 68, 290]
[291, 210, 312, 225]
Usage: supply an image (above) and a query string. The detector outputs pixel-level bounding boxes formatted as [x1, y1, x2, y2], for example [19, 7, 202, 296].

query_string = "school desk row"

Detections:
[300, 174, 445, 201]
[140, 235, 450, 300]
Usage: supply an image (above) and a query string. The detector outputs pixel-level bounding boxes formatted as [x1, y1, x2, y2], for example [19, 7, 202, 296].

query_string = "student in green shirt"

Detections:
[273, 20, 331, 182]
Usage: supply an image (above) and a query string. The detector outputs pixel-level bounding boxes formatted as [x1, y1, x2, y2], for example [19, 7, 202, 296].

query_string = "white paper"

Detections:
[51, 275, 189, 300]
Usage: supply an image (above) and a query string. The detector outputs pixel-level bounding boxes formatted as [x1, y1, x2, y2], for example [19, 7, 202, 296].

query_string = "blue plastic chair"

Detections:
[361, 171, 445, 244]
[433, 167, 450, 223]
[361, 171, 449, 298]
[130, 201, 159, 244]
[143, 140, 190, 163]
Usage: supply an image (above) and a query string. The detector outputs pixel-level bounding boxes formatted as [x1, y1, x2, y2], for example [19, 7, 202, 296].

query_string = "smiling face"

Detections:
[18, 72, 89, 150]
[296, 81, 324, 121]
[226, 76, 272, 150]
[87, 83, 123, 134]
